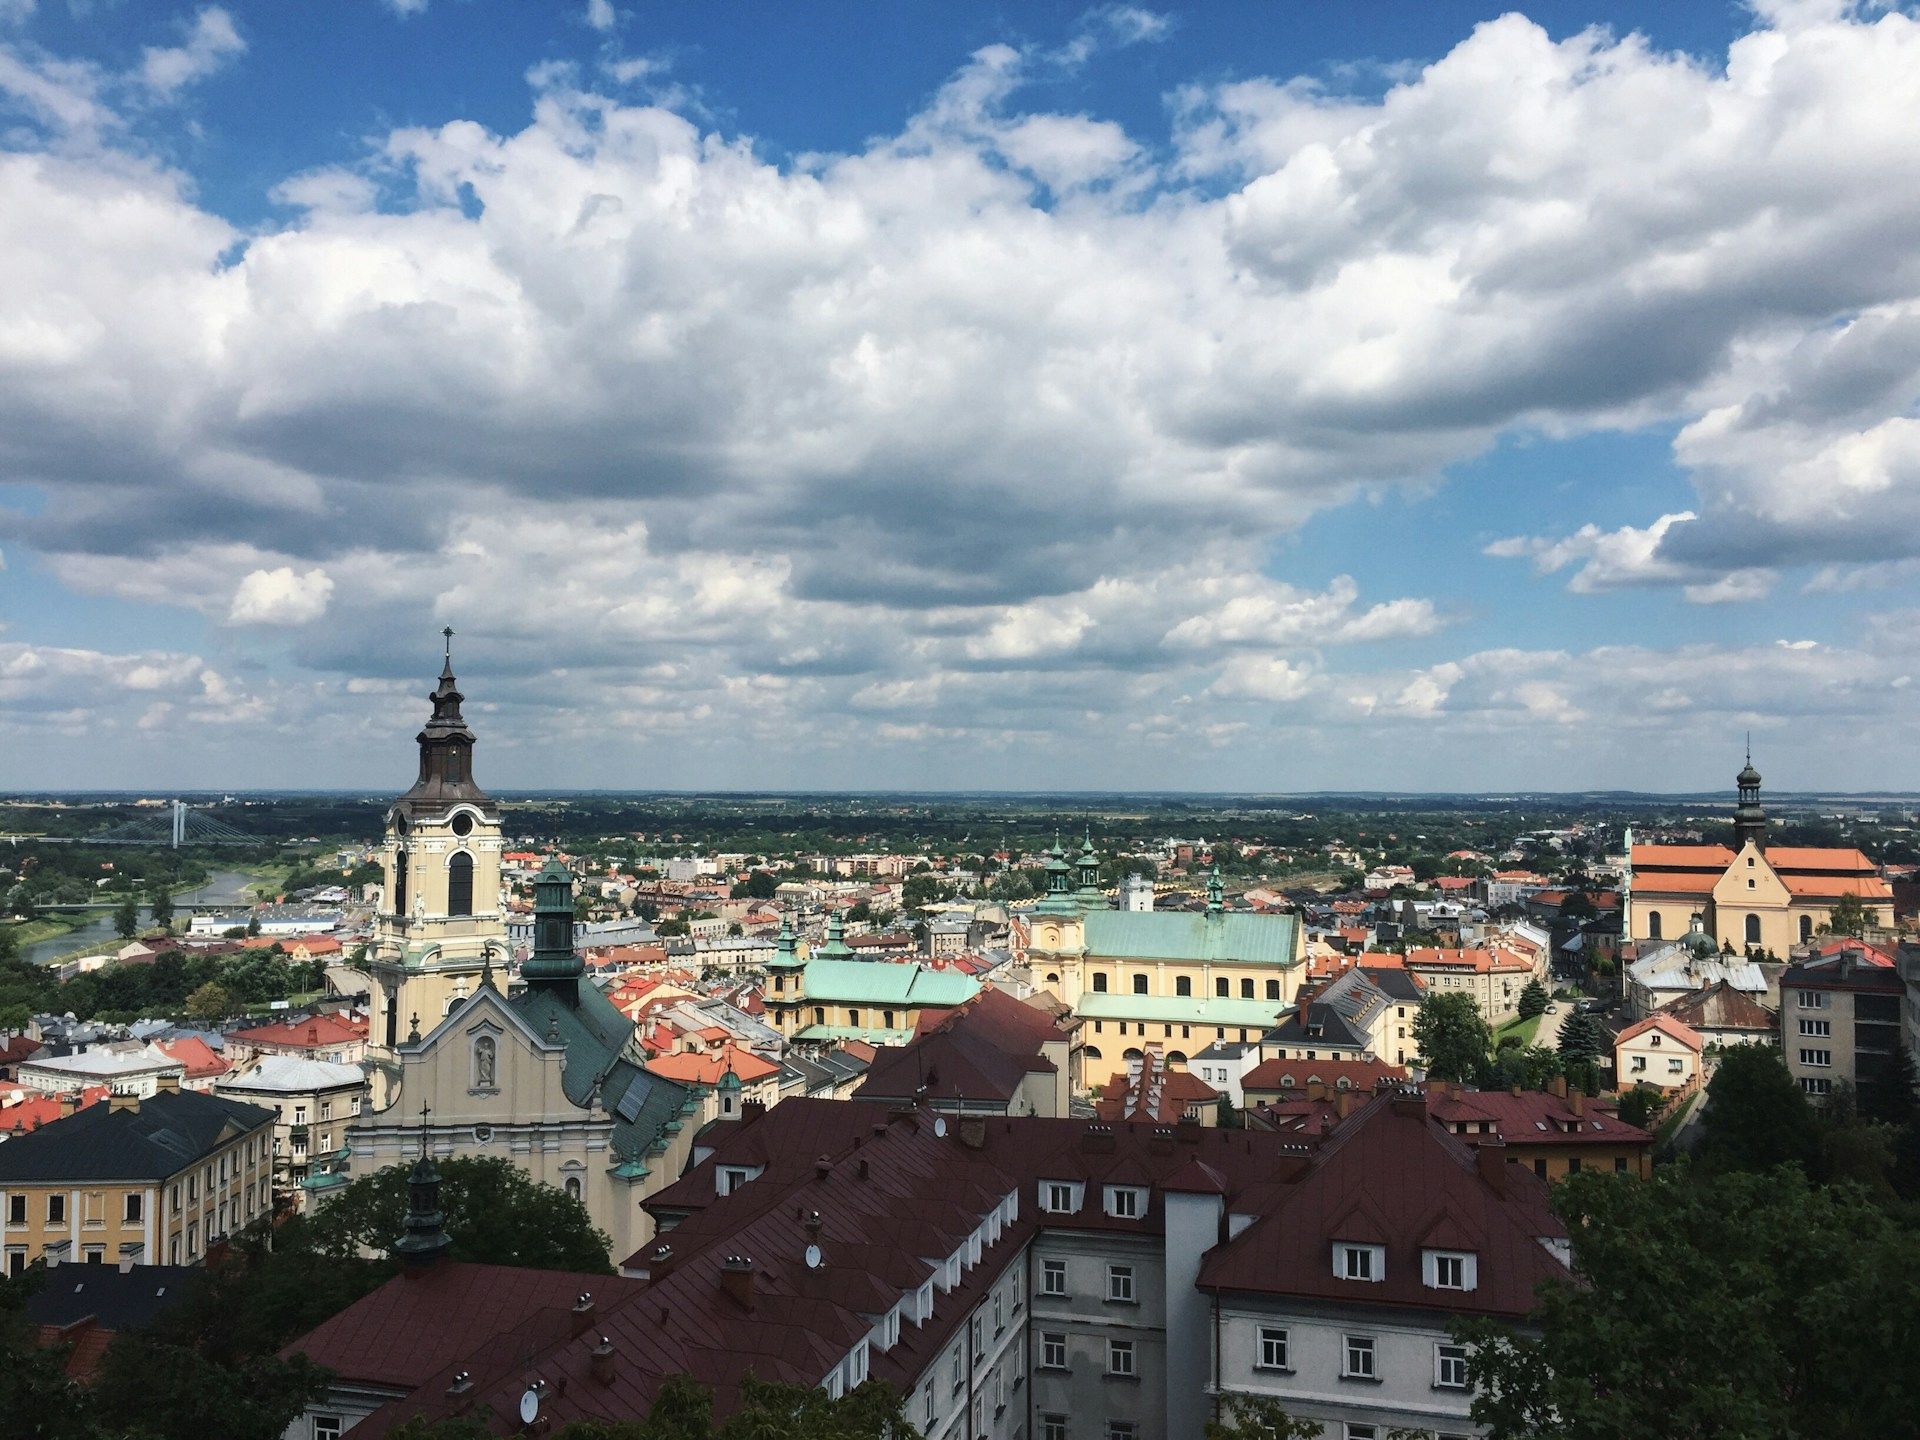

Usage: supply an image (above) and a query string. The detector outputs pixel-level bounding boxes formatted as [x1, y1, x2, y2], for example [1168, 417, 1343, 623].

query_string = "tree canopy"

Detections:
[308, 1155, 614, 1273]
[1412, 991, 1492, 1083]
[1459, 1166, 1920, 1440]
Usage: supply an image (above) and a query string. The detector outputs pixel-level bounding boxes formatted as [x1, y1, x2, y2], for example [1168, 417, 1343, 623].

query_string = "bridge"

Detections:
[92, 800, 258, 849]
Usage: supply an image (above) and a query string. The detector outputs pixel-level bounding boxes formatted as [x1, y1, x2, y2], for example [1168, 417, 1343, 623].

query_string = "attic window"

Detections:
[1041, 1182, 1082, 1214]
[1424, 1250, 1478, 1291]
[1336, 1243, 1384, 1283]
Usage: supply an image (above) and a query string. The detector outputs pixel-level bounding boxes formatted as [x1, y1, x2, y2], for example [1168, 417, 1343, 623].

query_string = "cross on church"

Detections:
[443, 625, 454, 662]
[416, 1101, 432, 1159]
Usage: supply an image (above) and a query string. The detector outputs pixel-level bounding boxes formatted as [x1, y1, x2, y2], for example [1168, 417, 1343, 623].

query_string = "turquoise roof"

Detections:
[800, 958, 980, 1008]
[1082, 908, 1300, 966]
[1077, 992, 1288, 1028]
[510, 978, 690, 1165]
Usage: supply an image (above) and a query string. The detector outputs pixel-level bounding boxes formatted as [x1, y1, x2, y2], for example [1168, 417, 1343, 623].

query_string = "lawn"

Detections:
[1494, 1010, 1547, 1047]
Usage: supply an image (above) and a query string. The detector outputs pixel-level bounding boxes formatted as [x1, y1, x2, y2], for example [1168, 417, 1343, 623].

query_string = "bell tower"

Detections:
[1733, 741, 1767, 855]
[364, 630, 508, 1111]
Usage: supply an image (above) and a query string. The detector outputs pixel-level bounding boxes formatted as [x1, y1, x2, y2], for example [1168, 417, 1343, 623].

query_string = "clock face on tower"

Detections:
[1037, 923, 1060, 950]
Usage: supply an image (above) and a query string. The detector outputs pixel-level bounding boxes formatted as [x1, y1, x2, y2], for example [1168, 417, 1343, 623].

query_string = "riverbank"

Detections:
[10, 866, 273, 968]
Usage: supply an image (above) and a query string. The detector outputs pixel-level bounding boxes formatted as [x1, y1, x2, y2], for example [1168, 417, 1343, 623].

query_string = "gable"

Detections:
[1711, 842, 1790, 907]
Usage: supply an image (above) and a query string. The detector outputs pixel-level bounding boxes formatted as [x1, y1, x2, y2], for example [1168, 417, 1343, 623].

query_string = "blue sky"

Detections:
[3, 0, 1919, 792]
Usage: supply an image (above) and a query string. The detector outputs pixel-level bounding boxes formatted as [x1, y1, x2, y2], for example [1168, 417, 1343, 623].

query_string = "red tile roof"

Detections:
[644, 1044, 779, 1087]
[1197, 1092, 1567, 1317]
[1763, 846, 1878, 871]
[1426, 1085, 1651, 1149]
[0, 1085, 109, 1134]
[1093, 1050, 1218, 1124]
[1242, 1058, 1407, 1094]
[1631, 844, 1735, 869]
[1614, 1013, 1703, 1051]
[229, 1013, 366, 1050]
[157, 1036, 229, 1081]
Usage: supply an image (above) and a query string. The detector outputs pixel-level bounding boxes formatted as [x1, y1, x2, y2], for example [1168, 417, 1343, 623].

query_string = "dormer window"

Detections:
[1042, 1181, 1082, 1214]
[1104, 1186, 1145, 1219]
[1424, 1250, 1477, 1291]
[1337, 1243, 1384, 1282]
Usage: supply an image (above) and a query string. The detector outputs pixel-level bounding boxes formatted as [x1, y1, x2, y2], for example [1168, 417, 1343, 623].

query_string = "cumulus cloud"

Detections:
[4, 6, 1920, 781]
[138, 8, 243, 97]
[228, 566, 335, 626]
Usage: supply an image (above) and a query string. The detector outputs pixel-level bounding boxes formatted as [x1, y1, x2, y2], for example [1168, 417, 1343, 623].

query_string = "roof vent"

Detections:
[721, 1254, 757, 1311]
[447, 1370, 472, 1396]
[590, 1336, 617, 1385]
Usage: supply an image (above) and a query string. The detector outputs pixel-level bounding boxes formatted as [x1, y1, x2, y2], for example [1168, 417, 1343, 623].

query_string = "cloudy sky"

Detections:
[2, 0, 1918, 793]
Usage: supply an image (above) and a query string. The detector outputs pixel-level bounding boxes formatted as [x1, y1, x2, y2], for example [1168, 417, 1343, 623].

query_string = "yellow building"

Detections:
[1626, 754, 1892, 955]
[0, 1083, 276, 1274]
[1025, 843, 1305, 1088]
[355, 633, 510, 1110]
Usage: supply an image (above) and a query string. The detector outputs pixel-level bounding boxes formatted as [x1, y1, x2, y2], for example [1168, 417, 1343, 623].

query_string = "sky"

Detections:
[3, 0, 1919, 794]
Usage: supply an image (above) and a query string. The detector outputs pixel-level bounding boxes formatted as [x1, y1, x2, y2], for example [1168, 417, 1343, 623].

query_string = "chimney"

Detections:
[1273, 1147, 1311, 1183]
[59, 1092, 79, 1118]
[109, 1090, 140, 1114]
[1176, 1116, 1201, 1144]
[1510, 1082, 1523, 1097]
[958, 1116, 987, 1150]
[1390, 1087, 1427, 1120]
[1296, 995, 1311, 1026]
[720, 1255, 756, 1311]
[1569, 1088, 1584, 1118]
[1306, 1079, 1326, 1102]
[570, 1292, 596, 1336]
[590, 1336, 617, 1386]
[307, 1025, 319, 1045]
[814, 1154, 832, 1180]
[1547, 1074, 1567, 1098]
[1476, 1137, 1508, 1193]
[156, 1074, 181, 1094]
[647, 1242, 675, 1278]
[1335, 1089, 1356, 1120]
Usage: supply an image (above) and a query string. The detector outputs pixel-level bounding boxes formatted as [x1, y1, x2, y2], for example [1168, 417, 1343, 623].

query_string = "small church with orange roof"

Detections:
[1625, 751, 1891, 956]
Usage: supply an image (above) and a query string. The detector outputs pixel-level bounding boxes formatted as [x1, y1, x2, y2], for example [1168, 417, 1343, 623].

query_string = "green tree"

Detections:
[309, 1156, 614, 1273]
[1863, 1043, 1919, 1128]
[185, 981, 234, 1024]
[1615, 1084, 1662, 1132]
[1486, 1044, 1565, 1092]
[1459, 1167, 1920, 1439]
[1554, 1007, 1604, 1068]
[1696, 1042, 1820, 1177]
[150, 888, 175, 932]
[245, 913, 261, 938]
[1205, 1396, 1324, 1439]
[113, 896, 140, 939]
[1822, 892, 1871, 938]
[90, 1331, 330, 1440]
[1412, 992, 1492, 1084]
[1515, 979, 1549, 1020]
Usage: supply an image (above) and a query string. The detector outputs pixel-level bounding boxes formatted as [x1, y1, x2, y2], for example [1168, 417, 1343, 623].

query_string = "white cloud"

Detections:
[584, 0, 617, 33]
[228, 566, 335, 626]
[4, 7, 1920, 780]
[137, 7, 244, 98]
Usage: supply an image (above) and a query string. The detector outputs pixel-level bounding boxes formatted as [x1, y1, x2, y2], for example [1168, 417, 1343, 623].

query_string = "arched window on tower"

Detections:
[1800, 914, 1814, 942]
[393, 849, 408, 915]
[448, 852, 474, 917]
[1745, 913, 1761, 948]
[1646, 910, 1662, 941]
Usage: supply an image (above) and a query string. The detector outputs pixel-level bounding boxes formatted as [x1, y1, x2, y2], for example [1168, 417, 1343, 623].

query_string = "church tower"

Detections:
[364, 630, 508, 1110]
[1733, 744, 1768, 855]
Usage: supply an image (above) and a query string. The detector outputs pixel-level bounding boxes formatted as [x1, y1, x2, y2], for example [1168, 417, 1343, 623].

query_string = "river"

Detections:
[21, 868, 264, 968]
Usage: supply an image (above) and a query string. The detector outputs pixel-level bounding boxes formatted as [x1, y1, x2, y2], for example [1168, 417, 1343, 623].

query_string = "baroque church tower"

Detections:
[364, 630, 508, 1111]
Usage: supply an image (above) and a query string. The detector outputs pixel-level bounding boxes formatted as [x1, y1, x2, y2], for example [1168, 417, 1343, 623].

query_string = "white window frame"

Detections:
[312, 1419, 343, 1440]
[1435, 1341, 1471, 1390]
[1040, 1258, 1068, 1296]
[1337, 1242, 1385, 1283]
[1041, 1332, 1068, 1370]
[1423, 1249, 1477, 1292]
[1103, 1185, 1145, 1219]
[1107, 1338, 1135, 1377]
[1106, 1263, 1135, 1304]
[1798, 1017, 1830, 1037]
[1257, 1326, 1290, 1371]
[1042, 1416, 1068, 1440]
[1799, 1048, 1832, 1068]
[1342, 1333, 1376, 1380]
[1041, 1181, 1082, 1214]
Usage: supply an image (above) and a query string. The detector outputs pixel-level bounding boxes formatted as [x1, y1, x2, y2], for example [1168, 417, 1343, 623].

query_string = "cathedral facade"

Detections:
[333, 641, 696, 1262]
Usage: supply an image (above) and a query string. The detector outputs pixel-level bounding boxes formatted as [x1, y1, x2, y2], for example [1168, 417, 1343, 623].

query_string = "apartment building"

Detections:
[284, 1091, 1568, 1440]
[0, 1083, 276, 1274]
[1780, 948, 1905, 1099]
[215, 1056, 366, 1210]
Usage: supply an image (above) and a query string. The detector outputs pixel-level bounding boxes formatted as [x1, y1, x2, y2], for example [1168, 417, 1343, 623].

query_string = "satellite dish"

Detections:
[519, 1387, 540, 1424]
[934, 1116, 948, 1138]
[805, 1243, 823, 1270]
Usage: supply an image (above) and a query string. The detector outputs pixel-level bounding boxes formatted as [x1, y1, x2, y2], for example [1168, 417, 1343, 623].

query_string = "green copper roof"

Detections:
[1082, 908, 1301, 965]
[510, 977, 690, 1164]
[800, 957, 980, 1007]
[814, 912, 854, 959]
[1077, 992, 1288, 1028]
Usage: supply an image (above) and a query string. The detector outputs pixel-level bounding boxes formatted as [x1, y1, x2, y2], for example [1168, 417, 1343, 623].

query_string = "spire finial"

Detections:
[1746, 730, 1752, 766]
[416, 1101, 432, 1160]
[443, 625, 454, 662]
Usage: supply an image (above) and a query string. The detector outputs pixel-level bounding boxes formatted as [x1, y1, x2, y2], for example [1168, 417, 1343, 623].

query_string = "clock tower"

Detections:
[363, 631, 508, 1111]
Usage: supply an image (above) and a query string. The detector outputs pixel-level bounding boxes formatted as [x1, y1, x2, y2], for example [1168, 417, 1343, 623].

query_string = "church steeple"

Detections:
[1037, 836, 1075, 915]
[1206, 863, 1225, 915]
[394, 1141, 453, 1269]
[522, 858, 583, 993]
[1733, 740, 1767, 854]
[401, 627, 489, 807]
[1073, 831, 1105, 910]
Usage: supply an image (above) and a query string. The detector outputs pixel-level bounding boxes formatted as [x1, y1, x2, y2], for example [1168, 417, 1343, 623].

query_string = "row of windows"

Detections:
[1336, 1243, 1477, 1292]
[806, 1007, 901, 1028]
[1799, 1048, 1832, 1068]
[1090, 972, 1287, 1000]
[1038, 1332, 1137, 1377]
[1037, 1256, 1138, 1301]
[1255, 1326, 1471, 1390]
[1040, 1183, 1147, 1221]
